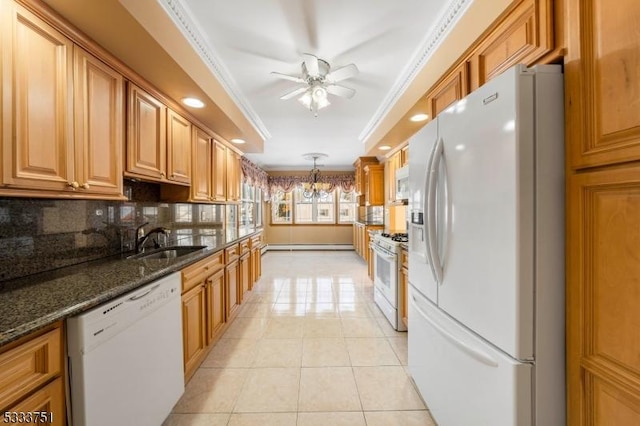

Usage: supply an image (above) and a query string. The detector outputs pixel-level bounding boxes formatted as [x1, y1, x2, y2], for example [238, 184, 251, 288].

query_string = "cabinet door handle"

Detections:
[81, 182, 91, 189]
[67, 181, 79, 189]
[160, 171, 166, 177]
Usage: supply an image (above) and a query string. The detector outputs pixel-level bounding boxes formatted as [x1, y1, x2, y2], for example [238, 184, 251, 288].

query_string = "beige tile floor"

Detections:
[164, 251, 437, 426]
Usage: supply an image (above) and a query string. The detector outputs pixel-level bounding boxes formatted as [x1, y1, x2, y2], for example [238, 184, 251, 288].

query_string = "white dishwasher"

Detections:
[67, 272, 184, 426]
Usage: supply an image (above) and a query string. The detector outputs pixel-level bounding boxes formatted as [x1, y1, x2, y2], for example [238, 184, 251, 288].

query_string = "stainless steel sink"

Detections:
[126, 245, 207, 260]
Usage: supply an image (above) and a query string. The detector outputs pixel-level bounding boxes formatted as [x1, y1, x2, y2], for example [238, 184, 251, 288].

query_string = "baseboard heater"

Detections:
[264, 244, 354, 251]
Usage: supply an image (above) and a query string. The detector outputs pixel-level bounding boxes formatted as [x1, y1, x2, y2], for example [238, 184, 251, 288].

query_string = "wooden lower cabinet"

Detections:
[226, 260, 240, 318]
[240, 253, 250, 300]
[354, 224, 383, 262]
[568, 164, 640, 425]
[250, 232, 263, 287]
[6, 378, 65, 426]
[367, 234, 375, 279]
[353, 222, 365, 258]
[181, 251, 227, 381]
[206, 269, 225, 344]
[250, 247, 261, 286]
[0, 324, 65, 425]
[181, 283, 207, 381]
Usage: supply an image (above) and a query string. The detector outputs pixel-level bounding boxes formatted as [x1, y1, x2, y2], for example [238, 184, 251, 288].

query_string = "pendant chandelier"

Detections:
[302, 153, 330, 199]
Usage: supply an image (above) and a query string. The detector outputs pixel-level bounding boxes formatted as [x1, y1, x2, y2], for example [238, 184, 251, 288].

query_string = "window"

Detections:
[240, 182, 254, 228]
[271, 190, 292, 224]
[173, 204, 192, 222]
[240, 182, 265, 229]
[293, 187, 335, 224]
[338, 189, 357, 224]
[255, 188, 263, 227]
[270, 187, 356, 225]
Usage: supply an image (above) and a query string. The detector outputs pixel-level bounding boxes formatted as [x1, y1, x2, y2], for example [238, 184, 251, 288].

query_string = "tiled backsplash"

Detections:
[0, 181, 228, 282]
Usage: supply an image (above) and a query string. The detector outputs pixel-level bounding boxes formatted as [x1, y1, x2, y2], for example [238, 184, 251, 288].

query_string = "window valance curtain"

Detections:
[268, 173, 355, 196]
[240, 156, 269, 195]
[239, 156, 356, 200]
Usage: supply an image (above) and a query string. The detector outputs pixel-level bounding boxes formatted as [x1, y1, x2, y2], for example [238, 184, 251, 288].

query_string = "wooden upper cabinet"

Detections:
[226, 148, 241, 202]
[401, 146, 409, 167]
[470, 0, 555, 90]
[353, 157, 378, 199]
[212, 140, 227, 202]
[385, 151, 402, 203]
[191, 127, 213, 202]
[427, 62, 469, 118]
[166, 108, 191, 184]
[2, 2, 74, 192]
[363, 164, 384, 206]
[566, 0, 640, 169]
[126, 83, 166, 180]
[73, 47, 123, 196]
[1, 3, 124, 198]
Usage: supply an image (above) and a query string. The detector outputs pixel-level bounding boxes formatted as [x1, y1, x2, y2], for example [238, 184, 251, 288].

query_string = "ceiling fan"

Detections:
[271, 53, 359, 116]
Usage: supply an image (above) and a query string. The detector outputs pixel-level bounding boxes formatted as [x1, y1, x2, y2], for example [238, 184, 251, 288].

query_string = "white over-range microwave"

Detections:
[394, 165, 409, 203]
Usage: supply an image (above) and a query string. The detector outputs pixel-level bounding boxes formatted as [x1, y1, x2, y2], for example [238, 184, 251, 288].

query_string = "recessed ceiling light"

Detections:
[182, 97, 205, 108]
[231, 138, 246, 144]
[410, 113, 429, 122]
[379, 145, 392, 151]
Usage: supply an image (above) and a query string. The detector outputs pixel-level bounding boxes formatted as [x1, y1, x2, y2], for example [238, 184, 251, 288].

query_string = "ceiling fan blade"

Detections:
[326, 64, 359, 83]
[326, 85, 356, 99]
[280, 86, 308, 100]
[303, 53, 320, 77]
[277, 0, 318, 51]
[271, 71, 305, 84]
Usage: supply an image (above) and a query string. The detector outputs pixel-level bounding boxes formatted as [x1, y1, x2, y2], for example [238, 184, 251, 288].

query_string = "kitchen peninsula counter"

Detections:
[0, 227, 262, 347]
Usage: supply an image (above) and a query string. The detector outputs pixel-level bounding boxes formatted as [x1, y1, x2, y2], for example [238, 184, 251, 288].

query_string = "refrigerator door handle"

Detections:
[423, 137, 438, 278]
[427, 137, 444, 284]
[411, 294, 499, 368]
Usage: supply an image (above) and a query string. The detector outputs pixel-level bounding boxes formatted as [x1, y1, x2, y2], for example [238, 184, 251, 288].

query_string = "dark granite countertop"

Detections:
[354, 220, 384, 226]
[0, 227, 262, 347]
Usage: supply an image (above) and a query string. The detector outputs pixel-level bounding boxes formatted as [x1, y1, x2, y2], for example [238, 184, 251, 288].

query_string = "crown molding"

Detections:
[358, 0, 472, 144]
[159, 0, 271, 141]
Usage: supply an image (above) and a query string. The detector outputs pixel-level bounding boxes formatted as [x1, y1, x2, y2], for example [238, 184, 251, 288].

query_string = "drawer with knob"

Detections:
[181, 250, 224, 293]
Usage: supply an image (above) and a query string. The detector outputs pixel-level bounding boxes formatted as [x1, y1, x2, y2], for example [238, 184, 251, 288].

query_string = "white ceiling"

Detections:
[152, 0, 471, 170]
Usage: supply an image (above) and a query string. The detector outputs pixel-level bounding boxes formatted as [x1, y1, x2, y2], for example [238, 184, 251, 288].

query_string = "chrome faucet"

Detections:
[134, 222, 169, 254]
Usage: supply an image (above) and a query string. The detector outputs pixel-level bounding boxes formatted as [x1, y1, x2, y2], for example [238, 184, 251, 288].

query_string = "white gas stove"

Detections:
[371, 233, 408, 331]
[372, 232, 408, 254]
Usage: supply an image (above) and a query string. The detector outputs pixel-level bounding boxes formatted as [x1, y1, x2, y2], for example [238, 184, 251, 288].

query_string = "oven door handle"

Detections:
[372, 246, 396, 261]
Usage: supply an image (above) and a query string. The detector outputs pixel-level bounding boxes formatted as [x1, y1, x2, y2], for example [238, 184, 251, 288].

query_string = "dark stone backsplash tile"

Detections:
[0, 182, 227, 282]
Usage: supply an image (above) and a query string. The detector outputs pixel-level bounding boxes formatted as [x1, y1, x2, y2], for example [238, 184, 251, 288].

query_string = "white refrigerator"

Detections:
[407, 64, 565, 426]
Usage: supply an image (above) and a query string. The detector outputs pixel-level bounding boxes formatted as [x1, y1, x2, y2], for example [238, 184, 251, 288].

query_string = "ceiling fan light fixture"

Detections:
[298, 91, 312, 108]
[298, 87, 330, 116]
[274, 54, 358, 117]
[312, 86, 327, 101]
